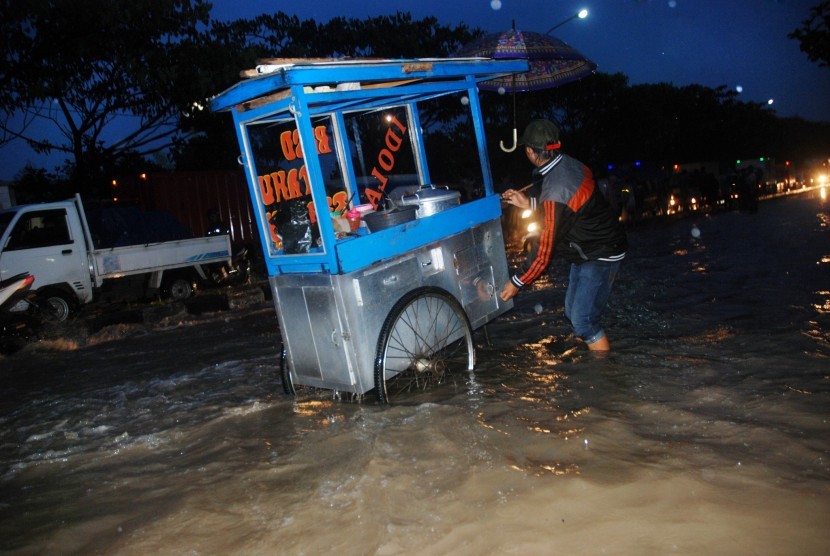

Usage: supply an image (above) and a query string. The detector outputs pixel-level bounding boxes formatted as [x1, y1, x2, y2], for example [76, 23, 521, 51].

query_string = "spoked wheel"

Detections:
[374, 287, 474, 405]
[280, 343, 296, 396]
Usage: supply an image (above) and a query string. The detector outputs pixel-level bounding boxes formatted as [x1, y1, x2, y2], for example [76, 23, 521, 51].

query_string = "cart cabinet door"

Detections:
[457, 219, 513, 328]
[275, 282, 355, 391]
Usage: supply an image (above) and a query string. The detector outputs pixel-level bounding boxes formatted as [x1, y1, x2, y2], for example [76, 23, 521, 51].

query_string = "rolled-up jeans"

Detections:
[564, 259, 621, 344]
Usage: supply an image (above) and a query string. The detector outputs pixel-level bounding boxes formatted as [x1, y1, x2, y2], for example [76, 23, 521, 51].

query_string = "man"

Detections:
[500, 119, 627, 351]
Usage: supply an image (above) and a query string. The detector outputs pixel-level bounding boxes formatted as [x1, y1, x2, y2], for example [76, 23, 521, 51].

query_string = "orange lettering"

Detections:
[287, 168, 302, 198]
[389, 115, 406, 133]
[266, 210, 280, 244]
[371, 167, 389, 190]
[378, 149, 395, 172]
[330, 190, 348, 214]
[385, 128, 403, 152]
[365, 188, 383, 208]
[271, 170, 290, 203]
[280, 131, 296, 161]
[314, 125, 332, 154]
[259, 174, 275, 205]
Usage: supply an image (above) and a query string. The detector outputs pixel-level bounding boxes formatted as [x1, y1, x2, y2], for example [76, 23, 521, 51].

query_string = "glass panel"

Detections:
[343, 106, 419, 209]
[246, 115, 345, 255]
[0, 212, 13, 239]
[418, 92, 485, 203]
[6, 209, 71, 250]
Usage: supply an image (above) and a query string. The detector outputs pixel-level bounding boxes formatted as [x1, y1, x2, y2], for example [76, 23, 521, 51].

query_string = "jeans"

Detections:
[564, 259, 621, 344]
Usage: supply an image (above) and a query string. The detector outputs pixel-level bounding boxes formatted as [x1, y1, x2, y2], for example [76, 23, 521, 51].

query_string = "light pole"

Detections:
[545, 8, 589, 35]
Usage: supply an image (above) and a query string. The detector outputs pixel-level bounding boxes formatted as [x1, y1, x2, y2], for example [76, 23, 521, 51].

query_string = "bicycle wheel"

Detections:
[374, 287, 474, 404]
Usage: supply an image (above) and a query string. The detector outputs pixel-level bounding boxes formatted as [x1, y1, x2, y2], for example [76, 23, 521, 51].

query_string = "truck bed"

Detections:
[92, 235, 231, 280]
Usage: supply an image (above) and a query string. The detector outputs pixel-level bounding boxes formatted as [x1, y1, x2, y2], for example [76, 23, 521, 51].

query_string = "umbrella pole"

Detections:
[500, 74, 518, 153]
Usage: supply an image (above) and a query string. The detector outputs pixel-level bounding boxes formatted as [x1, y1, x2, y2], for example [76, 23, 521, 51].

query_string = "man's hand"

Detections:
[501, 189, 530, 210]
[499, 281, 519, 302]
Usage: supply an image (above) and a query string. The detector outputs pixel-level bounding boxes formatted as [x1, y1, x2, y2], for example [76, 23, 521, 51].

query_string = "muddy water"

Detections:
[1, 190, 828, 555]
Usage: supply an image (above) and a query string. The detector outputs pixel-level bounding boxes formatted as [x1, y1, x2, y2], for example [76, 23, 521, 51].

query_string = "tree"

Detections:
[173, 11, 481, 171]
[1, 0, 212, 196]
[789, 1, 830, 67]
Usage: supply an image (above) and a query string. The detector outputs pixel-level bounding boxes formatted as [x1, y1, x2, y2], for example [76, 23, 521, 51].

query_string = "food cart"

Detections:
[210, 57, 528, 403]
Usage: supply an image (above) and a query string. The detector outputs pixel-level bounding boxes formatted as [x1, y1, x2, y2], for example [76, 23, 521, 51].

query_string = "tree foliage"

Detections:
[789, 1, 830, 67]
[1, 5, 828, 200]
[171, 12, 480, 171]
[1, 0, 213, 195]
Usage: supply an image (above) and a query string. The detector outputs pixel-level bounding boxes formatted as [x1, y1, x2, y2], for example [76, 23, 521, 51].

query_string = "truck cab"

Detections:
[0, 200, 93, 318]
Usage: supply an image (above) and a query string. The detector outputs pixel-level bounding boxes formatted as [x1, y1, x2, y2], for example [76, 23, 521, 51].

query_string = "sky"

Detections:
[2, 0, 828, 181]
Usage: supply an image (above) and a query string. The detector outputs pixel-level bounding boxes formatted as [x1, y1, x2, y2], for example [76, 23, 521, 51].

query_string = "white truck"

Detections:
[0, 194, 231, 320]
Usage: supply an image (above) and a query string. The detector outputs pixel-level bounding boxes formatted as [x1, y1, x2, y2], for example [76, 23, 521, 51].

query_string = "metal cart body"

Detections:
[211, 58, 528, 396]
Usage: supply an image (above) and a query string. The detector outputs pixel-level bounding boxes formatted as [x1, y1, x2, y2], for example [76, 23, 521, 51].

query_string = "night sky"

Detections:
[2, 0, 827, 180]
[210, 0, 829, 121]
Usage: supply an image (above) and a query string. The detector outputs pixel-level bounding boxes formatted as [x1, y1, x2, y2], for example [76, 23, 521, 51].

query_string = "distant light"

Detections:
[759, 157, 765, 162]
[736, 159, 741, 164]
[490, 0, 502, 10]
[635, 161, 641, 167]
[736, 85, 743, 93]
[497, 86, 506, 95]
[140, 173, 147, 180]
[385, 114, 393, 122]
[668, 0, 677, 7]
[578, 9, 589, 19]
[607, 164, 614, 170]
[460, 96, 469, 106]
[767, 98, 774, 105]
[112, 179, 117, 186]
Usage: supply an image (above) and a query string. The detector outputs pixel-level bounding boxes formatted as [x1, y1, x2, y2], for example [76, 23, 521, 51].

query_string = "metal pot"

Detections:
[363, 206, 417, 232]
[398, 185, 461, 218]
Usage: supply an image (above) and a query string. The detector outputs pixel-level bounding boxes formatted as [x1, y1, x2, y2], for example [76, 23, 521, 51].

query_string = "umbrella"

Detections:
[455, 27, 597, 151]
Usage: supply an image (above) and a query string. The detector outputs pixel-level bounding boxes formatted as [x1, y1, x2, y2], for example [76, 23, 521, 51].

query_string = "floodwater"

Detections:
[1, 190, 828, 555]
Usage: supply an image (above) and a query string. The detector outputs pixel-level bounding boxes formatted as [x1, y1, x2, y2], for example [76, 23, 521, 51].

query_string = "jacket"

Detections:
[512, 153, 627, 288]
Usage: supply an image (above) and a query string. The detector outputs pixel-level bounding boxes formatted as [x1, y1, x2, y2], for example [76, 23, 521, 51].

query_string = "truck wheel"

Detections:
[38, 289, 75, 322]
[165, 277, 194, 301]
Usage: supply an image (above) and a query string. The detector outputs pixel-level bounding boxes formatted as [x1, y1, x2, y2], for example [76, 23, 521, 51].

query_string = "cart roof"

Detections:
[209, 57, 528, 113]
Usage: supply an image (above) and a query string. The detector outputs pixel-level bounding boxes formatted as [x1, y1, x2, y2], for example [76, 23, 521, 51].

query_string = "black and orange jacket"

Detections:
[511, 153, 627, 288]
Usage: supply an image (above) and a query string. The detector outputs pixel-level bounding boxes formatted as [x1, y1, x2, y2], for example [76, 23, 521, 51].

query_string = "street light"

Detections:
[545, 8, 589, 35]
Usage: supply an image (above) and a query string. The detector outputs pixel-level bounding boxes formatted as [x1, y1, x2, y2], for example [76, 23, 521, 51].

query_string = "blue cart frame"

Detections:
[212, 58, 527, 402]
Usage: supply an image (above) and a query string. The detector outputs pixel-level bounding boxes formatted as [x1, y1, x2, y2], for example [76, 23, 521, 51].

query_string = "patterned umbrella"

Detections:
[455, 28, 597, 151]
[455, 28, 596, 92]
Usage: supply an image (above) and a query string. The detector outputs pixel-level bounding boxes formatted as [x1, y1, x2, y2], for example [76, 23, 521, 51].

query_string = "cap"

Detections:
[518, 119, 560, 150]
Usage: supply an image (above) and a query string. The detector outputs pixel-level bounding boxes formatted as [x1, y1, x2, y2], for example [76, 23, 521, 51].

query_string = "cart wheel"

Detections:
[280, 343, 296, 396]
[374, 287, 474, 405]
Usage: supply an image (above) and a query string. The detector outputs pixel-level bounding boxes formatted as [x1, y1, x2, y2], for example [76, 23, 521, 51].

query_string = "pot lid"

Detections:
[400, 185, 460, 204]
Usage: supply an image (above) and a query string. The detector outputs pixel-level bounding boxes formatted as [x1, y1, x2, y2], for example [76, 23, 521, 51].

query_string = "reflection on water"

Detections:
[1, 192, 829, 554]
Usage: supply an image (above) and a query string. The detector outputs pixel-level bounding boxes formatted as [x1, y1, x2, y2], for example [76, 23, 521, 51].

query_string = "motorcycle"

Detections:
[209, 246, 252, 287]
[0, 272, 40, 354]
[205, 211, 253, 288]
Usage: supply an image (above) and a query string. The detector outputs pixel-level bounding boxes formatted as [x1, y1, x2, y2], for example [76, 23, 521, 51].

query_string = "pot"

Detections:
[363, 206, 417, 232]
[398, 185, 461, 218]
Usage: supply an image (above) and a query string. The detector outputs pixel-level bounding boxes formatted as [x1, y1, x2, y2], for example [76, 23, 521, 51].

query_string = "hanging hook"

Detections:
[500, 128, 517, 153]
[500, 74, 519, 153]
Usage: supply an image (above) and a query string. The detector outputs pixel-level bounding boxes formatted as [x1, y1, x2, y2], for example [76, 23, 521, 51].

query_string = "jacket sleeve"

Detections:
[511, 199, 557, 288]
